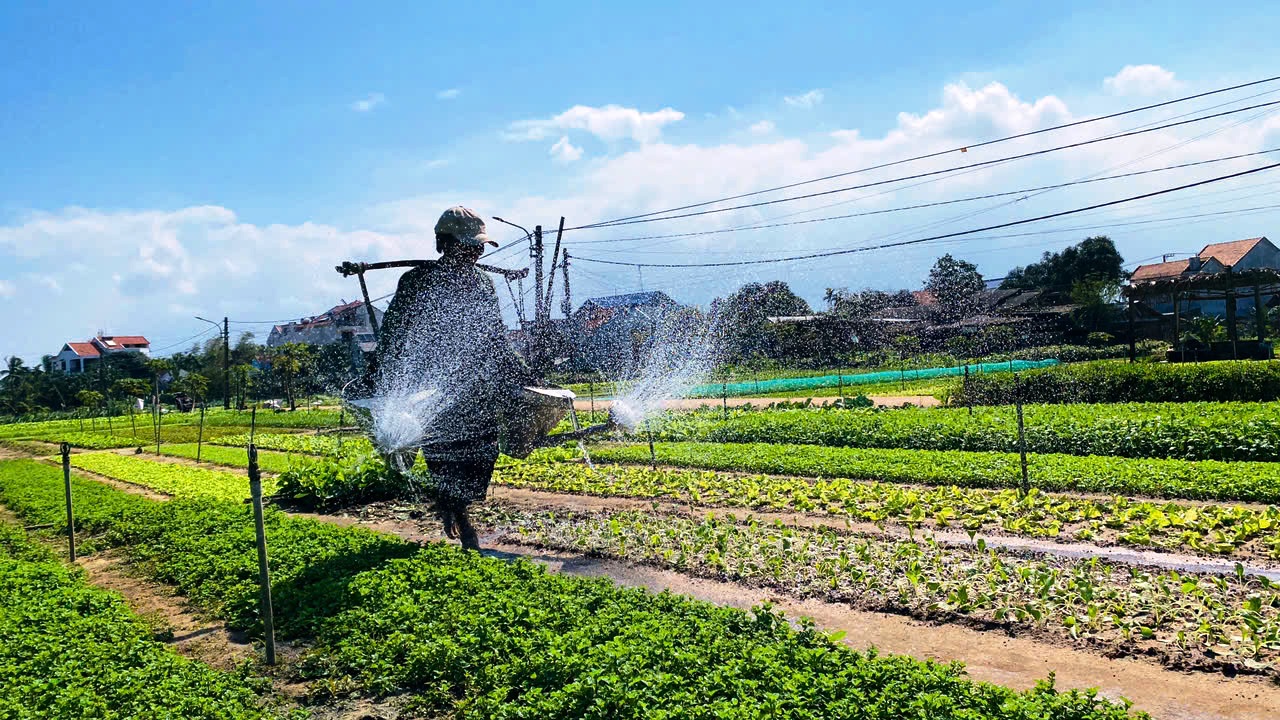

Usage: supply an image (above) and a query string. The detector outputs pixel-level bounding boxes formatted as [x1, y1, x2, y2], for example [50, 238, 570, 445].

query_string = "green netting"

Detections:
[685, 359, 1060, 397]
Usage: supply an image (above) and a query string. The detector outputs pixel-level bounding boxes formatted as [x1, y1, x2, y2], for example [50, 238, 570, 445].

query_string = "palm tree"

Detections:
[1, 356, 27, 386]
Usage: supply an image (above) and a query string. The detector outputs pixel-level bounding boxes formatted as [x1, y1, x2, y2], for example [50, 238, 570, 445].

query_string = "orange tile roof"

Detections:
[911, 290, 937, 306]
[65, 342, 101, 357]
[1199, 237, 1266, 267]
[101, 335, 149, 345]
[1130, 259, 1190, 282]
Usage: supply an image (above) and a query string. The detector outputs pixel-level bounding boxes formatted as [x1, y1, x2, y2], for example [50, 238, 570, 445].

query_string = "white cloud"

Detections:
[505, 104, 685, 143]
[784, 89, 824, 108]
[549, 136, 583, 164]
[0, 206, 420, 361]
[0, 281, 14, 298]
[351, 92, 386, 112]
[11, 69, 1274, 362]
[1104, 65, 1183, 96]
[437, 88, 461, 100]
[749, 120, 775, 135]
[424, 158, 451, 170]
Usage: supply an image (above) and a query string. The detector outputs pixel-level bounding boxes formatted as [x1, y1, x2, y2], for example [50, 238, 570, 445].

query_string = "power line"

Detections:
[571, 162, 1280, 269]
[567, 75, 1280, 231]
[563, 100, 1280, 232]
[569, 147, 1280, 247]
[152, 327, 219, 354]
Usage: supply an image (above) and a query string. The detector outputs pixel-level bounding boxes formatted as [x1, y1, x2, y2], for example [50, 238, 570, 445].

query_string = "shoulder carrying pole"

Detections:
[337, 260, 530, 343]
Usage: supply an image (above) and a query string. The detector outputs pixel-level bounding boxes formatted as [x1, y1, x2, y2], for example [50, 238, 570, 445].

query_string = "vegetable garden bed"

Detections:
[0, 460, 1141, 719]
[588, 441, 1280, 504]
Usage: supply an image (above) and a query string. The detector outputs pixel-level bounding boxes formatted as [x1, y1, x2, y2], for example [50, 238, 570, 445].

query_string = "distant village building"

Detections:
[1130, 237, 1279, 317]
[54, 333, 151, 374]
[569, 291, 681, 372]
[266, 300, 384, 352]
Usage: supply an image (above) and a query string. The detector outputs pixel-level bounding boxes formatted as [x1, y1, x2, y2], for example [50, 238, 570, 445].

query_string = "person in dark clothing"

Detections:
[375, 206, 535, 551]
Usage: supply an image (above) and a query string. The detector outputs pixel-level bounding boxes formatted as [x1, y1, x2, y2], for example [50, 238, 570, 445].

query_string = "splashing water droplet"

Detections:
[608, 308, 723, 431]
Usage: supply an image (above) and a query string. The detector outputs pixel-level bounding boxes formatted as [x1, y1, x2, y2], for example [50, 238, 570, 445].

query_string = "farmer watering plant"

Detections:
[340, 206, 613, 551]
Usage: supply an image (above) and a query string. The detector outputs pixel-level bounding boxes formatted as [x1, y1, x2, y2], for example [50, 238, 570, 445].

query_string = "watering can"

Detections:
[341, 381, 615, 460]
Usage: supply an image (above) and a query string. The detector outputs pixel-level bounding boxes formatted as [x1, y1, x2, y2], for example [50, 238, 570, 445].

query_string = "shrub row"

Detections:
[954, 360, 1280, 405]
[647, 401, 1280, 462]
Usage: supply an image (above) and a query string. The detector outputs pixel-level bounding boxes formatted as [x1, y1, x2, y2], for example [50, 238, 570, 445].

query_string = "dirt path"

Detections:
[573, 394, 940, 412]
[77, 549, 255, 671]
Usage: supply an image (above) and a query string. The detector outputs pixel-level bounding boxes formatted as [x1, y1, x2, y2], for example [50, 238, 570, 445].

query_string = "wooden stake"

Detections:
[964, 365, 972, 416]
[645, 420, 657, 471]
[1015, 374, 1030, 496]
[196, 404, 206, 462]
[61, 442, 75, 562]
[247, 445, 276, 665]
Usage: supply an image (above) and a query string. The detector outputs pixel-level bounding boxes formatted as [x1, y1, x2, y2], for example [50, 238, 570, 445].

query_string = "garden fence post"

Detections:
[1015, 374, 1030, 496]
[838, 371, 844, 398]
[589, 379, 595, 418]
[337, 408, 345, 453]
[250, 406, 257, 445]
[106, 410, 113, 436]
[247, 444, 276, 665]
[196, 404, 206, 462]
[964, 365, 972, 416]
[61, 442, 75, 562]
[645, 420, 657, 471]
[130, 405, 137, 439]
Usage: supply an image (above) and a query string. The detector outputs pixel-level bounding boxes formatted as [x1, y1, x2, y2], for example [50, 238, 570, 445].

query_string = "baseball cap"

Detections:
[435, 206, 497, 247]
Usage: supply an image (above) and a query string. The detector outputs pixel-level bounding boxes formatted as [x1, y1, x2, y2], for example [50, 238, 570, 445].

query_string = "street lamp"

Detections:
[491, 216, 531, 240]
[493, 217, 539, 364]
[195, 316, 231, 410]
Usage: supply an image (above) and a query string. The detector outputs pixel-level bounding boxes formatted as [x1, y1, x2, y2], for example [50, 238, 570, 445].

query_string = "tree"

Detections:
[268, 343, 314, 411]
[175, 373, 209, 404]
[230, 363, 255, 409]
[75, 389, 105, 411]
[0, 357, 36, 415]
[1002, 236, 1125, 293]
[714, 281, 813, 361]
[112, 378, 150, 402]
[925, 254, 984, 321]
[1069, 279, 1121, 333]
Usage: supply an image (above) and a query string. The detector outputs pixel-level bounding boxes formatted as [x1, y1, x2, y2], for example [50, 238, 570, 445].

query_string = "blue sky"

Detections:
[2, 1, 1279, 361]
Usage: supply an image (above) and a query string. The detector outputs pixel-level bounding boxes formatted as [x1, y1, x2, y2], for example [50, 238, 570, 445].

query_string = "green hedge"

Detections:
[954, 360, 1280, 405]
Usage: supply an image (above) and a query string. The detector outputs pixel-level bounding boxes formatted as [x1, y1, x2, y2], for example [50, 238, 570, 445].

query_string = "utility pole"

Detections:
[222, 317, 231, 410]
[531, 224, 545, 370]
[196, 315, 231, 410]
[544, 217, 565, 325]
[561, 251, 573, 318]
